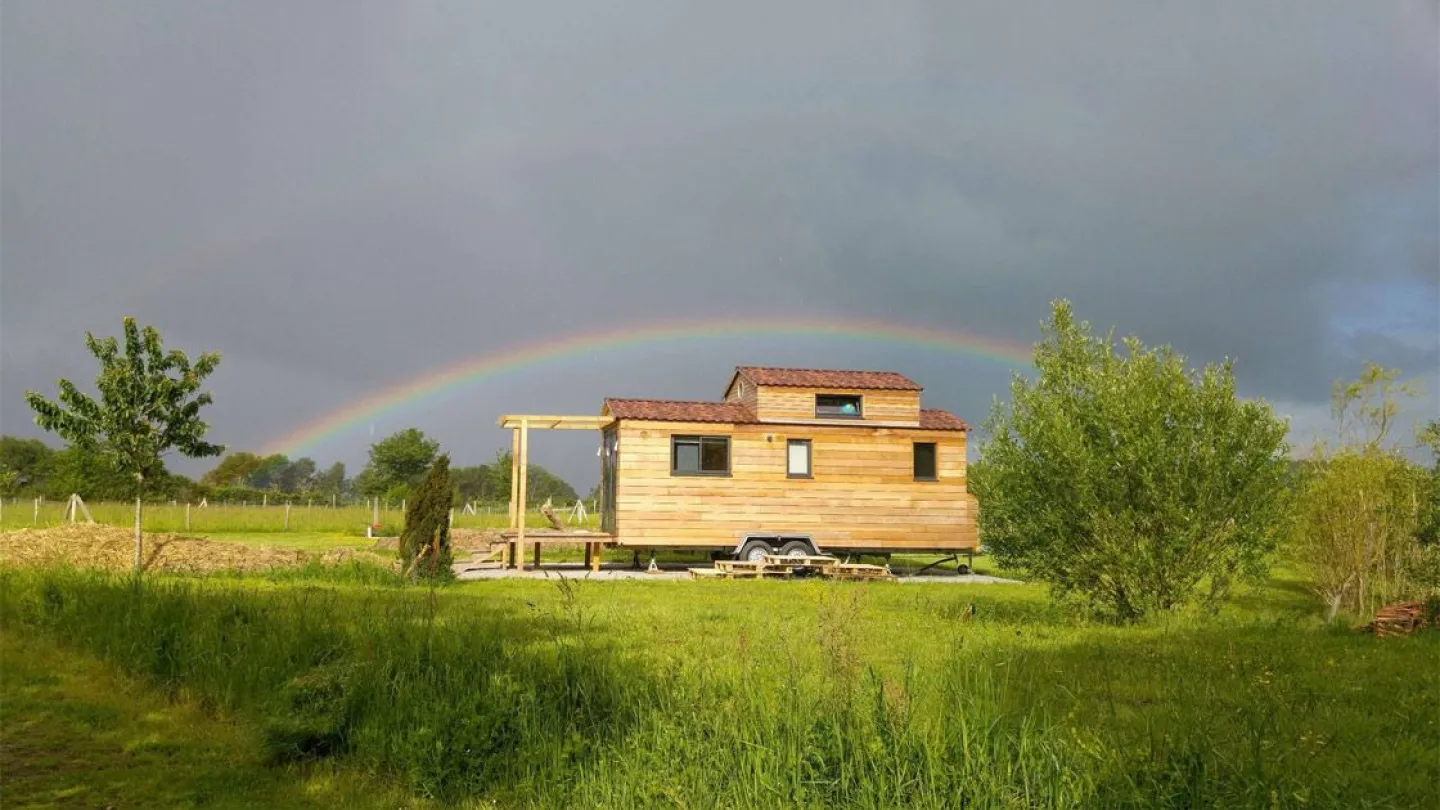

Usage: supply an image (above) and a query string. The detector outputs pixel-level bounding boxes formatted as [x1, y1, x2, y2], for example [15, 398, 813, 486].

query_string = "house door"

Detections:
[600, 426, 618, 533]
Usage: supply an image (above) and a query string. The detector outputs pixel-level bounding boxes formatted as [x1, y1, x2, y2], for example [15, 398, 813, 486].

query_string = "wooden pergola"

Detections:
[497, 414, 614, 571]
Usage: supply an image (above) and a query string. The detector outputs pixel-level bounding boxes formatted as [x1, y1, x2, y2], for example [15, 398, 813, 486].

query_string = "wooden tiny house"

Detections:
[606, 367, 978, 559]
[500, 367, 977, 568]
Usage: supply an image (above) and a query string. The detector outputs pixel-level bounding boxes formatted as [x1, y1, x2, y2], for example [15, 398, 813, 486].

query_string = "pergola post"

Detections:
[509, 427, 521, 568]
[496, 414, 615, 573]
[516, 419, 529, 571]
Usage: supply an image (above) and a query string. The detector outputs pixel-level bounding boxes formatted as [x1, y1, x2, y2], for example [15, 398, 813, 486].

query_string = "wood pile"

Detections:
[1363, 601, 1437, 638]
[689, 554, 896, 582]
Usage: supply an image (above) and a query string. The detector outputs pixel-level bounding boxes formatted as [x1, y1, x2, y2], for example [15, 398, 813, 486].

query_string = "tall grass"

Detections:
[5, 568, 1434, 807]
[0, 500, 597, 534]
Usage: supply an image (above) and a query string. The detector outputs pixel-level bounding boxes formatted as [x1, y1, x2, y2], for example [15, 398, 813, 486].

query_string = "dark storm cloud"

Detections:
[4, 1, 1436, 486]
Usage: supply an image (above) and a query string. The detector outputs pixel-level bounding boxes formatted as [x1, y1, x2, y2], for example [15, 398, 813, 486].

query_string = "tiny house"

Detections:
[595, 367, 977, 561]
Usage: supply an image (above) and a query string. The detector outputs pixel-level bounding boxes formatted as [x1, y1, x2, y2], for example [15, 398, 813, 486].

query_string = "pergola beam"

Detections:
[498, 414, 613, 430]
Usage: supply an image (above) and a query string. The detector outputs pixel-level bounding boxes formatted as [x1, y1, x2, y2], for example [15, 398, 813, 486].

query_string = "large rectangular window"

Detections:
[913, 442, 937, 481]
[815, 394, 862, 418]
[672, 435, 730, 476]
[787, 439, 812, 478]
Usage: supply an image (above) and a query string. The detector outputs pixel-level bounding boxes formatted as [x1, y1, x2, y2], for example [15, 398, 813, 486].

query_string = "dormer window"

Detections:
[815, 394, 862, 419]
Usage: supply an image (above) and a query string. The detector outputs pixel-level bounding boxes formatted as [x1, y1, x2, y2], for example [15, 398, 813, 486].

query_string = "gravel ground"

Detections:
[454, 562, 1019, 583]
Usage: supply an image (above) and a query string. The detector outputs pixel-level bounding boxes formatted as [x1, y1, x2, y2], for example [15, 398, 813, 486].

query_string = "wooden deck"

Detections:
[494, 530, 616, 572]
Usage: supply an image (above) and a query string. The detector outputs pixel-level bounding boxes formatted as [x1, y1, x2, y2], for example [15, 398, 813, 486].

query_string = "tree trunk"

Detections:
[133, 494, 144, 572]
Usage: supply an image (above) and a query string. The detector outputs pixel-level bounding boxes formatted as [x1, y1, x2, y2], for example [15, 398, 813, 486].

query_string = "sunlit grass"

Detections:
[2, 564, 1434, 808]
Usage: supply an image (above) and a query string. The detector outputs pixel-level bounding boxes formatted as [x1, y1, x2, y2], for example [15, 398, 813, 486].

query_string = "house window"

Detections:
[672, 435, 730, 476]
[913, 442, 937, 481]
[815, 394, 862, 418]
[787, 439, 812, 478]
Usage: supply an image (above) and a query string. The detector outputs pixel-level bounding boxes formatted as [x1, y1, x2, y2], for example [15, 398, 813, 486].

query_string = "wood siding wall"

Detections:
[752, 387, 921, 426]
[723, 376, 759, 414]
[612, 420, 976, 551]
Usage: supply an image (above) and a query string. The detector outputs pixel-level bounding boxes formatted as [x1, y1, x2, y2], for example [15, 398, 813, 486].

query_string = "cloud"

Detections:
[3, 1, 1435, 488]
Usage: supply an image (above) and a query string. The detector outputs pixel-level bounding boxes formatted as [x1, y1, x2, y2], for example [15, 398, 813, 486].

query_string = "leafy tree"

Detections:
[484, 450, 579, 505]
[450, 464, 492, 502]
[246, 454, 291, 491]
[1418, 420, 1440, 549]
[202, 452, 264, 487]
[314, 462, 346, 498]
[400, 454, 453, 581]
[359, 428, 439, 497]
[286, 457, 318, 494]
[43, 443, 148, 500]
[1292, 370, 1436, 619]
[1331, 362, 1420, 449]
[0, 436, 56, 494]
[972, 301, 1292, 621]
[25, 318, 224, 571]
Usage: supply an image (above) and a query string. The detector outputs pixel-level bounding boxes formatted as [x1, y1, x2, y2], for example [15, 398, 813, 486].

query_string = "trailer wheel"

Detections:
[778, 540, 814, 558]
[737, 539, 774, 563]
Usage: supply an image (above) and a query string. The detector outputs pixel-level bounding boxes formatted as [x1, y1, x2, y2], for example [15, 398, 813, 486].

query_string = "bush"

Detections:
[973, 301, 1292, 621]
[399, 455, 453, 582]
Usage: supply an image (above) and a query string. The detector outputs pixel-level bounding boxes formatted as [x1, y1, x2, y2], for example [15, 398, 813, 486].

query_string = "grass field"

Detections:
[3, 557, 1435, 808]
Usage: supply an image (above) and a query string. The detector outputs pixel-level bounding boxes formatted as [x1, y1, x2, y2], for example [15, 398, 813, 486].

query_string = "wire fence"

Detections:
[0, 496, 601, 534]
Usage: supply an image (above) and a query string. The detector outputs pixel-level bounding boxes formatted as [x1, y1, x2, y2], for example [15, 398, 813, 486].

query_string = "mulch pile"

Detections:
[3, 526, 307, 574]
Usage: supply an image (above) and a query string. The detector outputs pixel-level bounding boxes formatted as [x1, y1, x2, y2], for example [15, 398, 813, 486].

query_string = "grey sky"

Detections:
[3, 1, 1437, 490]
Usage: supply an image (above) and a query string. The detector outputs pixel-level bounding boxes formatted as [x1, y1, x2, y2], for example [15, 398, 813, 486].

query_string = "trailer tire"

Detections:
[737, 539, 774, 563]
[778, 540, 814, 558]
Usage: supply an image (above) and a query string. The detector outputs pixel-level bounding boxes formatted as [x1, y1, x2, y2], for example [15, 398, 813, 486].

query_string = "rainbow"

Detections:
[261, 317, 1033, 456]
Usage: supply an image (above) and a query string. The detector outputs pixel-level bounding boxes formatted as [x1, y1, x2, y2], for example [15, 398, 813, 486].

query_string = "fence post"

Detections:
[33, 498, 39, 524]
[263, 494, 268, 508]
[372, 497, 379, 526]
[284, 503, 291, 531]
[185, 502, 191, 531]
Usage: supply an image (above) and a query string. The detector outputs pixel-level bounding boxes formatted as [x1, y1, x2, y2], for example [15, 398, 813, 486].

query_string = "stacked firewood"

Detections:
[1364, 601, 1436, 638]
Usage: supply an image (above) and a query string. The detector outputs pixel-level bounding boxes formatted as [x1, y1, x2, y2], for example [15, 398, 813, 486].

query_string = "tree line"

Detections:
[1, 428, 580, 508]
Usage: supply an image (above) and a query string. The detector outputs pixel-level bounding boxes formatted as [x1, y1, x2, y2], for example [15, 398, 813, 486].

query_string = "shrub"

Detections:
[973, 301, 1292, 621]
[399, 455, 453, 582]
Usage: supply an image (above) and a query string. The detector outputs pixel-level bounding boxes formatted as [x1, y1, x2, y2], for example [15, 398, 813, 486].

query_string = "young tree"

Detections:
[25, 318, 224, 571]
[972, 301, 1292, 621]
[1292, 370, 1435, 619]
[400, 454, 453, 581]
[359, 428, 439, 497]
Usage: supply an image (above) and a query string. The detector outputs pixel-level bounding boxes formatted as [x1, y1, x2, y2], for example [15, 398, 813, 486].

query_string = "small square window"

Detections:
[913, 442, 937, 481]
[787, 439, 811, 478]
[816, 394, 862, 418]
[672, 435, 730, 476]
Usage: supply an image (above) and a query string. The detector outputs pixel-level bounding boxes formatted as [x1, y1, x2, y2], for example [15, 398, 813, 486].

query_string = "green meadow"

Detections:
[3, 554, 1435, 809]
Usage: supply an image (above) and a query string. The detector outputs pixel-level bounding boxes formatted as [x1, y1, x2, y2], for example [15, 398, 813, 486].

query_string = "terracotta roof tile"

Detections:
[605, 398, 969, 431]
[734, 367, 922, 391]
[919, 409, 969, 431]
[604, 399, 756, 423]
